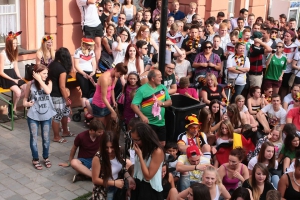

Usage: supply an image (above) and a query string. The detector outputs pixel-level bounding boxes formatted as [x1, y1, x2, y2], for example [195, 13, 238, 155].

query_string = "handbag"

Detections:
[99, 51, 114, 72]
[25, 63, 35, 81]
[288, 70, 300, 87]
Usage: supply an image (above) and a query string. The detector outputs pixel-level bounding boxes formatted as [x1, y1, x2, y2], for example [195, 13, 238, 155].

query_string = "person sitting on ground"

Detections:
[176, 77, 199, 101]
[59, 119, 104, 182]
[283, 84, 300, 110]
[176, 145, 210, 192]
[165, 142, 180, 184]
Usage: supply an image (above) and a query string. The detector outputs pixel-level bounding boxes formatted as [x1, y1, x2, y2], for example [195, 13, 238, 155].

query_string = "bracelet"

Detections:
[67, 162, 70, 167]
[114, 180, 115, 186]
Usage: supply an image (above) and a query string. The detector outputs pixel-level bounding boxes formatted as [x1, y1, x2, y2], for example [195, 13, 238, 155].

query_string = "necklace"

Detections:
[293, 172, 300, 187]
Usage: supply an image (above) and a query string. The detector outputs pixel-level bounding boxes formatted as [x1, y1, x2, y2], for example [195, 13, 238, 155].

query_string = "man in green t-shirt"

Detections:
[131, 69, 172, 146]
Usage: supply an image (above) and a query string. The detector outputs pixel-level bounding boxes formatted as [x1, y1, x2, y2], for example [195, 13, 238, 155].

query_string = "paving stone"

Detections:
[33, 186, 50, 195]
[15, 186, 32, 196]
[57, 190, 78, 200]
[0, 183, 6, 191]
[9, 171, 24, 180]
[16, 176, 32, 185]
[41, 191, 59, 200]
[1, 189, 16, 198]
[73, 188, 89, 196]
[6, 194, 26, 200]
[24, 192, 42, 200]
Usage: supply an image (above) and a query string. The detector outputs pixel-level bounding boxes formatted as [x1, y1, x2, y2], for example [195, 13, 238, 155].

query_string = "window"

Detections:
[228, 0, 235, 18]
[0, 0, 20, 46]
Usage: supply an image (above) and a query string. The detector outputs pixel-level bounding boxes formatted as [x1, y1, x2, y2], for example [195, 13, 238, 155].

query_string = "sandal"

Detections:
[53, 138, 67, 143]
[44, 159, 52, 168]
[62, 132, 76, 137]
[32, 160, 43, 170]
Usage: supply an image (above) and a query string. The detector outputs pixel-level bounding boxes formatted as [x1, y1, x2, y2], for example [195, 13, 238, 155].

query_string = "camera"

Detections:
[272, 49, 276, 54]
[291, 28, 295, 31]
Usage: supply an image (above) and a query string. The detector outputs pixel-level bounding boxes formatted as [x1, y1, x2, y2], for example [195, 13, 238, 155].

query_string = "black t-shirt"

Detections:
[100, 13, 109, 28]
[48, 61, 67, 97]
[242, 179, 275, 200]
[182, 36, 205, 65]
[202, 85, 223, 103]
[213, 47, 226, 61]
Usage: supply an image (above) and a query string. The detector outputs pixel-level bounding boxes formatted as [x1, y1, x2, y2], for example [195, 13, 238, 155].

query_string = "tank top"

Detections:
[102, 36, 114, 52]
[162, 181, 171, 199]
[202, 85, 223, 103]
[222, 164, 243, 191]
[92, 69, 115, 108]
[0, 51, 14, 69]
[27, 81, 57, 121]
[212, 185, 220, 200]
[284, 173, 300, 200]
[40, 56, 53, 67]
[251, 104, 261, 112]
[110, 157, 123, 180]
[133, 155, 163, 192]
[123, 5, 134, 21]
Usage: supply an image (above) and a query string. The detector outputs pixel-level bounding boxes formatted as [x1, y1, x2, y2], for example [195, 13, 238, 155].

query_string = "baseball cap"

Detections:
[250, 31, 262, 40]
[186, 145, 200, 158]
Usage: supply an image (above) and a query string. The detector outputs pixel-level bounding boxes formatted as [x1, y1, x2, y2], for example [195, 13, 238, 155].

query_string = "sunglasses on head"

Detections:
[277, 46, 284, 48]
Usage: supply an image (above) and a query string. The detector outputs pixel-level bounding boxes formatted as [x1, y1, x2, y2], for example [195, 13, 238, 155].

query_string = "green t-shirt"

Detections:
[265, 54, 287, 80]
[132, 83, 171, 126]
[280, 144, 296, 159]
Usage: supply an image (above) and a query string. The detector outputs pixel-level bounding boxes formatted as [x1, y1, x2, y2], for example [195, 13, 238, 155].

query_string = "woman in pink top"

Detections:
[176, 77, 199, 100]
[92, 63, 128, 127]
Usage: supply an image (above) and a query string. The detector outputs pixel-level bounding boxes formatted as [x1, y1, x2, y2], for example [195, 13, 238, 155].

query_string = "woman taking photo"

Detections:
[121, 0, 136, 26]
[133, 25, 159, 56]
[247, 86, 266, 117]
[278, 150, 300, 199]
[226, 42, 250, 102]
[218, 148, 249, 193]
[242, 163, 275, 200]
[74, 38, 97, 122]
[48, 47, 73, 143]
[92, 131, 133, 200]
[193, 41, 222, 83]
[130, 122, 165, 200]
[0, 31, 26, 117]
[264, 42, 286, 95]
[202, 166, 231, 200]
[112, 28, 131, 65]
[36, 35, 55, 67]
[200, 73, 227, 106]
[23, 64, 56, 170]
[248, 141, 279, 188]
[209, 100, 223, 134]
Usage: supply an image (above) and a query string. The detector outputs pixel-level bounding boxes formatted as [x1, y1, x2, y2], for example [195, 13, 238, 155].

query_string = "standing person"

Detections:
[123, 44, 144, 75]
[76, 0, 103, 66]
[291, 45, 300, 85]
[226, 42, 250, 102]
[121, 0, 136, 25]
[36, 35, 55, 67]
[230, 8, 249, 30]
[48, 47, 73, 143]
[185, 2, 197, 23]
[74, 38, 97, 122]
[278, 150, 300, 199]
[92, 131, 133, 200]
[92, 63, 128, 127]
[0, 31, 26, 117]
[168, 1, 185, 21]
[133, 25, 159, 56]
[264, 42, 287, 95]
[131, 69, 172, 146]
[23, 64, 56, 170]
[100, 24, 115, 71]
[112, 28, 131, 65]
[242, 163, 275, 200]
[129, 122, 165, 200]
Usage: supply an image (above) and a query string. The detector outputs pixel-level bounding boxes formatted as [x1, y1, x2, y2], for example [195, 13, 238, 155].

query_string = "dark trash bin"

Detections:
[165, 95, 205, 142]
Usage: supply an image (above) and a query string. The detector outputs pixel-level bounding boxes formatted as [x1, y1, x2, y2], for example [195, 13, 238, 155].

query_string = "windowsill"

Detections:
[0, 46, 37, 55]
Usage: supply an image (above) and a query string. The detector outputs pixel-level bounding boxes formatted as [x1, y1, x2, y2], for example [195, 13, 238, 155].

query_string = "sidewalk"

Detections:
[0, 116, 93, 200]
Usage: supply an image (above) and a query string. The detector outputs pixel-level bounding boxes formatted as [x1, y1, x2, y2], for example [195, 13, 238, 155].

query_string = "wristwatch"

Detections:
[162, 102, 165, 107]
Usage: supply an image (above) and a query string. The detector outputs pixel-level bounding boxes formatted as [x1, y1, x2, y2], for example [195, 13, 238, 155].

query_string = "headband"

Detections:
[6, 31, 22, 41]
[42, 35, 53, 43]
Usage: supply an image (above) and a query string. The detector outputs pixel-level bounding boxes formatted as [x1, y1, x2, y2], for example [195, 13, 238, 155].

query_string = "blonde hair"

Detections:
[38, 35, 55, 62]
[235, 95, 245, 110]
[218, 120, 234, 139]
[270, 125, 283, 142]
[81, 41, 95, 55]
[202, 166, 221, 185]
[219, 22, 228, 29]
[205, 73, 218, 87]
[189, 2, 196, 7]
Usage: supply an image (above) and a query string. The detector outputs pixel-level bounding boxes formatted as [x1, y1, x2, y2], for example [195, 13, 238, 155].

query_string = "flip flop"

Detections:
[53, 138, 67, 143]
[62, 132, 76, 137]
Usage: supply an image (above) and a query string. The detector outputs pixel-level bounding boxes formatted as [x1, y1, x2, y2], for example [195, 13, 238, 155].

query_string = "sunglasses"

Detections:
[272, 31, 278, 34]
[277, 46, 284, 48]
[119, 17, 125, 20]
[99, 9, 103, 12]
[189, 127, 199, 131]
[205, 46, 212, 49]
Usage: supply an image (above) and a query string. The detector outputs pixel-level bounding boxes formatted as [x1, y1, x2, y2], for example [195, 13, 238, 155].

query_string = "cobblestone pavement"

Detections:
[0, 114, 94, 200]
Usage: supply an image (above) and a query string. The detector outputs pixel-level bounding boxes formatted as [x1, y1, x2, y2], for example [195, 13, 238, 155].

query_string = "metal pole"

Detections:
[158, 0, 168, 74]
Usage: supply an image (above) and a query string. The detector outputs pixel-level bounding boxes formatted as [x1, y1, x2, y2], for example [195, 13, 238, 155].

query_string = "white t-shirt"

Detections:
[226, 55, 250, 85]
[73, 48, 95, 72]
[261, 104, 287, 126]
[283, 93, 293, 106]
[151, 31, 160, 44]
[248, 156, 278, 171]
[127, 58, 143, 74]
[220, 34, 230, 51]
[292, 51, 300, 77]
[166, 32, 184, 50]
[175, 60, 192, 79]
[283, 42, 298, 73]
[76, 0, 101, 27]
[112, 42, 129, 65]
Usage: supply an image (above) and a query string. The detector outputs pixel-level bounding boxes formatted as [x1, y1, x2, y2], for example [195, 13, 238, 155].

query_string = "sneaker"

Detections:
[73, 174, 85, 183]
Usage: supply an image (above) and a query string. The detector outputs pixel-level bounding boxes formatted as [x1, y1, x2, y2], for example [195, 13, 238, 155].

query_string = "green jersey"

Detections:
[265, 54, 287, 80]
[132, 83, 171, 126]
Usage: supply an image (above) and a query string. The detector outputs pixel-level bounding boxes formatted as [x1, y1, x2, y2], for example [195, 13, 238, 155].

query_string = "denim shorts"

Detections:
[92, 104, 111, 117]
[78, 158, 93, 169]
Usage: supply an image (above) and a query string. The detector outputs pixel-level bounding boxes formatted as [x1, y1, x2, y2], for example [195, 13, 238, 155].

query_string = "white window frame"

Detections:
[228, 0, 235, 18]
[0, 0, 20, 47]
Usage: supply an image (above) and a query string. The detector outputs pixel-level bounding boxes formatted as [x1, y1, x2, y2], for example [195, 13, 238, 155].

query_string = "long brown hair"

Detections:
[227, 103, 243, 129]
[5, 38, 18, 62]
[99, 131, 123, 187]
[124, 44, 141, 74]
[198, 107, 211, 134]
[218, 120, 234, 139]
[249, 163, 270, 200]
[257, 141, 276, 169]
[135, 25, 150, 42]
[33, 64, 50, 90]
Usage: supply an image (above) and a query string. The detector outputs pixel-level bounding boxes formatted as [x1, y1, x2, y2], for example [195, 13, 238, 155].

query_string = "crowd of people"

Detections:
[2, 0, 300, 199]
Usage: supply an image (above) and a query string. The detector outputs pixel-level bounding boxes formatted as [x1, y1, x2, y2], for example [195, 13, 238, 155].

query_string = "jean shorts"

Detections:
[78, 158, 93, 169]
[92, 104, 111, 117]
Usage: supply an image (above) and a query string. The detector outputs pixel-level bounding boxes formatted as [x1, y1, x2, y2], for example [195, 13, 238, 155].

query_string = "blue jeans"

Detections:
[106, 186, 117, 200]
[271, 175, 279, 189]
[231, 84, 245, 103]
[177, 174, 198, 192]
[27, 117, 52, 160]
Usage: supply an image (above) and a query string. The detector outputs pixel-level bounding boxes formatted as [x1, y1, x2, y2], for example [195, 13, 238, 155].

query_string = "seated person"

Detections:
[163, 62, 177, 95]
[165, 142, 180, 184]
[286, 93, 300, 132]
[58, 119, 104, 182]
[177, 114, 213, 160]
[176, 145, 210, 192]
[283, 84, 300, 110]
[176, 77, 199, 100]
[257, 94, 286, 134]
[174, 49, 192, 82]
